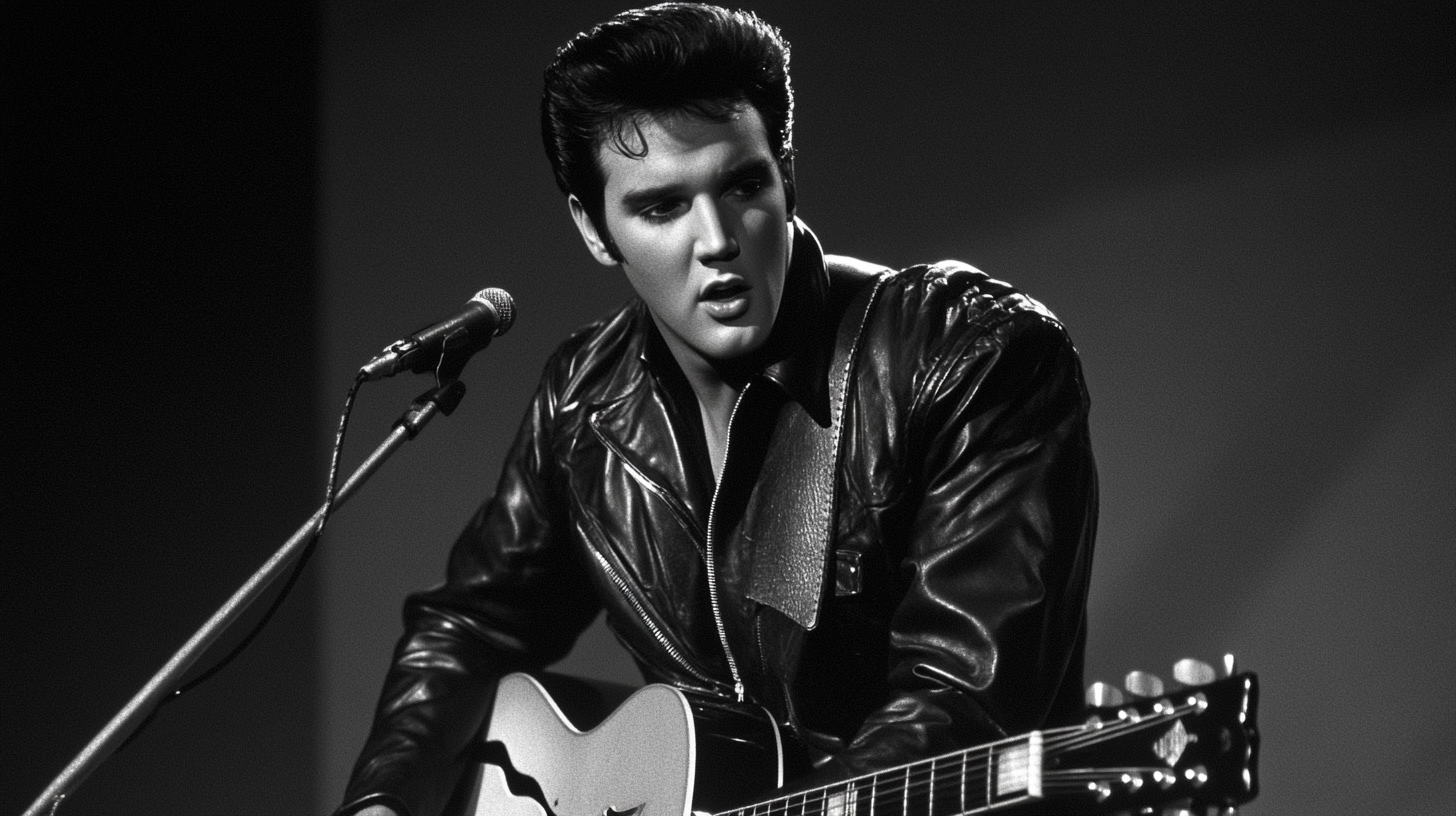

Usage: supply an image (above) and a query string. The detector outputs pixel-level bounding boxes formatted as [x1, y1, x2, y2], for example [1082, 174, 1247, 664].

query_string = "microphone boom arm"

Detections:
[23, 381, 468, 816]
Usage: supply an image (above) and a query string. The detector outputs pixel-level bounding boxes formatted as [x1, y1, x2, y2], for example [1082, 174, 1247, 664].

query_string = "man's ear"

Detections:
[568, 195, 620, 267]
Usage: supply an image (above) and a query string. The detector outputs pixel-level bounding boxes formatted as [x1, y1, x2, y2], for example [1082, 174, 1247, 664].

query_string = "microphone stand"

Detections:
[23, 379, 469, 816]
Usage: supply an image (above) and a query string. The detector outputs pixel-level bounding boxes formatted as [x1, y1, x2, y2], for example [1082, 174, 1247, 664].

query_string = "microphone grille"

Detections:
[473, 287, 517, 336]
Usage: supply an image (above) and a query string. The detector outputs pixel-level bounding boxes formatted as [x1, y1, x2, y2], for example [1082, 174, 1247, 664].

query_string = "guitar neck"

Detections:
[716, 672, 1257, 816]
[717, 730, 1046, 816]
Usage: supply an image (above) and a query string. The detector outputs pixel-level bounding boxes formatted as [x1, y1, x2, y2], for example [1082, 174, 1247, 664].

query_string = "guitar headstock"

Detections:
[1043, 656, 1259, 814]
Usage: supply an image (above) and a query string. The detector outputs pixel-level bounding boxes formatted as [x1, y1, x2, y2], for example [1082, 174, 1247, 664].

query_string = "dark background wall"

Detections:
[9, 2, 1452, 815]
[7, 3, 320, 815]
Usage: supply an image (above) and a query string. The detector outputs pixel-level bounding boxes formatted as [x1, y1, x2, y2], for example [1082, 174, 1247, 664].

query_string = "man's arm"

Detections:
[816, 291, 1097, 782]
[335, 368, 602, 816]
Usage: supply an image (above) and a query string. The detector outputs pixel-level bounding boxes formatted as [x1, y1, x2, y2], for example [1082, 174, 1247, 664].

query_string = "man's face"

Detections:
[569, 106, 790, 377]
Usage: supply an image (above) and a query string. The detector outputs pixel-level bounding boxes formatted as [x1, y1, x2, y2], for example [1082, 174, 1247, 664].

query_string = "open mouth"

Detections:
[700, 279, 751, 320]
[701, 279, 750, 301]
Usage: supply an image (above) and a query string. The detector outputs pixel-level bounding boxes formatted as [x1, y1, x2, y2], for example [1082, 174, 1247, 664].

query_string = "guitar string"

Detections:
[720, 707, 1198, 816]
[744, 763, 1173, 816]
[728, 751, 1022, 816]
[729, 765, 1172, 816]
[725, 749, 1040, 816]
[1051, 700, 1200, 753]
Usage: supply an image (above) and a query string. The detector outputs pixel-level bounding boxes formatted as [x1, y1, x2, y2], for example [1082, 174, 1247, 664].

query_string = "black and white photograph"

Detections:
[9, 2, 1452, 814]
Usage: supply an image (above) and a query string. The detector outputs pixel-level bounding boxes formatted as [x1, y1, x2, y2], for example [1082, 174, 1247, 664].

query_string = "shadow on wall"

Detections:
[974, 114, 1455, 815]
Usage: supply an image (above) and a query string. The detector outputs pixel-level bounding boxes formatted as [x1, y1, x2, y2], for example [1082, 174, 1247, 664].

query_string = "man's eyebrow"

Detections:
[620, 183, 683, 213]
[618, 158, 776, 213]
[720, 158, 775, 186]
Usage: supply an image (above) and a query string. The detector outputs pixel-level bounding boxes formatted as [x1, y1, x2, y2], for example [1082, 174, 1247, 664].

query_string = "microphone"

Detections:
[359, 287, 516, 381]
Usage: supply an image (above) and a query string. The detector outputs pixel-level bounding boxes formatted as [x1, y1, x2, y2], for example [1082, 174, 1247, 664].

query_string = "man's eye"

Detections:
[640, 201, 685, 222]
[729, 178, 766, 199]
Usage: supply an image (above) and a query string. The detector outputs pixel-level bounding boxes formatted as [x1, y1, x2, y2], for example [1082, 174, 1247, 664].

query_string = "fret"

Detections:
[902, 765, 910, 816]
[959, 751, 967, 814]
[928, 755, 958, 816]
[927, 757, 935, 816]
[984, 743, 994, 806]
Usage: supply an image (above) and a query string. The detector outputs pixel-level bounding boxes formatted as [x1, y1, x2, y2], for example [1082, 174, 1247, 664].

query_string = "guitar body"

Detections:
[468, 673, 782, 816]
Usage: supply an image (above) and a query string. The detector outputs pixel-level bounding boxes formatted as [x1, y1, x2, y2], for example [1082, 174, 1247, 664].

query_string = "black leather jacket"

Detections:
[340, 222, 1097, 816]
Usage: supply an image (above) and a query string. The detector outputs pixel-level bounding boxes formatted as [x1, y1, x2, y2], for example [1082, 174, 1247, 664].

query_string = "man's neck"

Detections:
[655, 336, 746, 484]
[688, 367, 742, 483]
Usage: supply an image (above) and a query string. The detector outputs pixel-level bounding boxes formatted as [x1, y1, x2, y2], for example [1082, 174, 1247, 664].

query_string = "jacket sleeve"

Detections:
[335, 363, 602, 816]
[813, 292, 1098, 783]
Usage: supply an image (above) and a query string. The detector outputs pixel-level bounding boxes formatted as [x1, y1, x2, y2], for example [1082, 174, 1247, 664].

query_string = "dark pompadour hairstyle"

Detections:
[541, 3, 795, 234]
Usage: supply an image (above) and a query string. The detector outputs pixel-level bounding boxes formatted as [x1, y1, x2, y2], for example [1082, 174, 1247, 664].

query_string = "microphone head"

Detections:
[471, 287, 516, 336]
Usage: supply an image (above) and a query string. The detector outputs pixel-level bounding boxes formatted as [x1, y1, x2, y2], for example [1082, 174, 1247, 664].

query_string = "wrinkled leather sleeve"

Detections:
[336, 349, 603, 816]
[805, 273, 1097, 783]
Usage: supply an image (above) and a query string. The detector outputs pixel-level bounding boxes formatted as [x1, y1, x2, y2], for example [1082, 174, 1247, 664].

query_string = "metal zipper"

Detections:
[585, 544, 720, 690]
[706, 386, 750, 702]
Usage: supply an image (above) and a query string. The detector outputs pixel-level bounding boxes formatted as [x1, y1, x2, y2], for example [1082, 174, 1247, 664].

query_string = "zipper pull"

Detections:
[733, 680, 745, 703]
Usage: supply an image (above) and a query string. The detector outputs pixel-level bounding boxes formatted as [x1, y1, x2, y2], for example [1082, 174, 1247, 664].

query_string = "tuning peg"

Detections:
[1172, 658, 1216, 687]
[1125, 670, 1164, 697]
[1086, 680, 1124, 707]
[1223, 653, 1237, 677]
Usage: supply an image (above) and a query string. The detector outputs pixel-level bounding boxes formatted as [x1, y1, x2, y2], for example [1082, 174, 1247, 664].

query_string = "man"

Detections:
[340, 5, 1095, 815]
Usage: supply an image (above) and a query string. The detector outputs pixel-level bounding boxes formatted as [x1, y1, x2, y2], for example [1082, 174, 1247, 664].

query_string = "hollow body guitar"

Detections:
[465, 667, 1258, 816]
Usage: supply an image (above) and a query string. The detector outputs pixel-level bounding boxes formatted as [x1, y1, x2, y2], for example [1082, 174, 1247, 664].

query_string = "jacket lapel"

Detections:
[584, 304, 711, 547]
[742, 253, 890, 631]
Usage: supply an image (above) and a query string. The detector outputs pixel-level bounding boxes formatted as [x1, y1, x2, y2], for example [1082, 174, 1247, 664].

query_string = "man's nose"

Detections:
[694, 198, 740, 263]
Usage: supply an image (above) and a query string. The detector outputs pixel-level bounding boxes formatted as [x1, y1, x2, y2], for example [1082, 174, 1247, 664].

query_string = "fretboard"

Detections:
[717, 731, 1044, 816]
